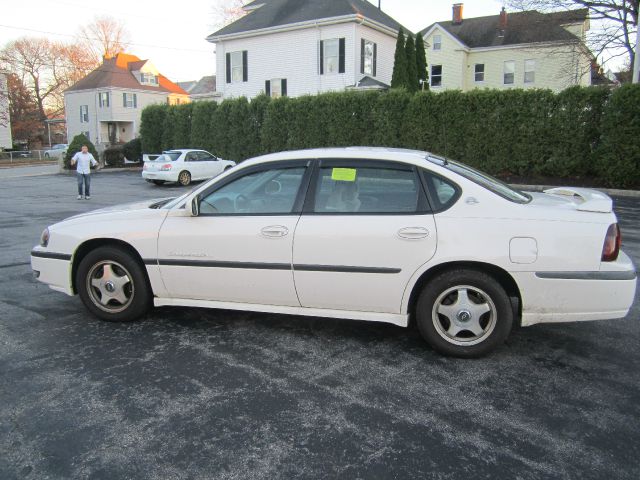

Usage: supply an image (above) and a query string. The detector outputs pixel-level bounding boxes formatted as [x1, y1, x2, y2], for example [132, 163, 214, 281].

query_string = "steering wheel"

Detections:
[234, 194, 250, 212]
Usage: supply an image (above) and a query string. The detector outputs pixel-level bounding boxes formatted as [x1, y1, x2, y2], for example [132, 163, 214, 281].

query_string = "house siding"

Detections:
[215, 22, 397, 99]
[65, 88, 188, 146]
[0, 73, 12, 149]
[423, 26, 591, 93]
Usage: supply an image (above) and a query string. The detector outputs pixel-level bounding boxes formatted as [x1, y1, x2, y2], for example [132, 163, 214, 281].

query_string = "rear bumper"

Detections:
[31, 248, 74, 296]
[515, 251, 636, 327]
[142, 170, 178, 182]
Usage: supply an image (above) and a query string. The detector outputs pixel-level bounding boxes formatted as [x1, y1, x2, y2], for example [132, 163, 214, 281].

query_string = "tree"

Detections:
[0, 73, 9, 131]
[64, 133, 99, 169]
[77, 16, 131, 62]
[507, 1, 638, 71]
[6, 73, 41, 142]
[391, 28, 408, 89]
[211, 0, 251, 30]
[415, 34, 428, 90]
[405, 33, 418, 91]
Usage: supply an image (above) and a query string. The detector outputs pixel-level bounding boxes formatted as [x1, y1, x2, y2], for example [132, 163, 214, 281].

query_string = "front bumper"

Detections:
[515, 251, 637, 327]
[31, 247, 74, 296]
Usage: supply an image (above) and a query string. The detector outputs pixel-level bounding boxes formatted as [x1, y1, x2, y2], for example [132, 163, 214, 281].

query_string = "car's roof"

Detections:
[248, 147, 433, 165]
[164, 149, 207, 153]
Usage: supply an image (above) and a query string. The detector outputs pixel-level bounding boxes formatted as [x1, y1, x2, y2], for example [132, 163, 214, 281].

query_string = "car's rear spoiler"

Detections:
[543, 187, 612, 213]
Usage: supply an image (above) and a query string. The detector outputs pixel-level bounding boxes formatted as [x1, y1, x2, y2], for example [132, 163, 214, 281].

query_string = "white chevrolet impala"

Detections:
[31, 148, 636, 357]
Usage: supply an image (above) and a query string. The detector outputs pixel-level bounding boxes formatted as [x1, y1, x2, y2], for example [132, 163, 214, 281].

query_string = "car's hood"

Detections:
[66, 197, 175, 221]
[528, 187, 613, 213]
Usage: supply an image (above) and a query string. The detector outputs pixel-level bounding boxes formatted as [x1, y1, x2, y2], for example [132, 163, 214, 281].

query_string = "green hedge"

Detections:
[63, 133, 99, 170]
[140, 86, 640, 187]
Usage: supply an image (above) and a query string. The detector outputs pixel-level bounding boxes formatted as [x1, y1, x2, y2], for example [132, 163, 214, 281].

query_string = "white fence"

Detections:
[0, 150, 57, 163]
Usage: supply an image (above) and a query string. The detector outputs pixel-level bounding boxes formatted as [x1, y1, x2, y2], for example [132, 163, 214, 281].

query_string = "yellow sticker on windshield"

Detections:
[331, 168, 357, 182]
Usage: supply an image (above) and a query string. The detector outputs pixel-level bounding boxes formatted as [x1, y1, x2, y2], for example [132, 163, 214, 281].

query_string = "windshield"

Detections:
[157, 152, 181, 162]
[429, 156, 530, 204]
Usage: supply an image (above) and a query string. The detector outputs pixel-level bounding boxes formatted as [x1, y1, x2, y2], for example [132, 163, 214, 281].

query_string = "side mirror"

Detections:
[190, 196, 200, 216]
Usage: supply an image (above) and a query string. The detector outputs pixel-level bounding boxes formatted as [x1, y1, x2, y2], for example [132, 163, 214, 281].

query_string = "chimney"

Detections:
[499, 7, 507, 29]
[452, 3, 463, 25]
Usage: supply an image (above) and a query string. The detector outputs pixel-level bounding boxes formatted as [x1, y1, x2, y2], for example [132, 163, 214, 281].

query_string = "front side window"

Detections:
[474, 64, 485, 82]
[80, 105, 89, 123]
[199, 167, 306, 215]
[503, 61, 515, 85]
[431, 65, 442, 87]
[433, 35, 442, 50]
[123, 93, 137, 108]
[98, 92, 109, 108]
[323, 39, 339, 74]
[313, 165, 425, 214]
[197, 151, 216, 161]
[362, 39, 376, 76]
[524, 59, 535, 84]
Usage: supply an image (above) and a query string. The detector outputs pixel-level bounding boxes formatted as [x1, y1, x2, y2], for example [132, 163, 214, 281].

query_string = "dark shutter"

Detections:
[265, 80, 271, 97]
[98, 93, 102, 108]
[319, 40, 324, 75]
[373, 43, 377, 77]
[123, 92, 126, 107]
[242, 51, 248, 82]
[281, 79, 287, 97]
[338, 38, 345, 73]
[79, 106, 83, 122]
[226, 53, 231, 83]
[133, 94, 137, 108]
[360, 39, 365, 74]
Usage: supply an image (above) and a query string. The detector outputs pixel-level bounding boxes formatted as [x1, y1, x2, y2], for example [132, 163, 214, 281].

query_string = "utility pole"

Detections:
[378, 1, 381, 10]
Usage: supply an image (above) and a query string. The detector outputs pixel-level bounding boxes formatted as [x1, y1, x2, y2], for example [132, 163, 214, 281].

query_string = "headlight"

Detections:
[40, 228, 50, 247]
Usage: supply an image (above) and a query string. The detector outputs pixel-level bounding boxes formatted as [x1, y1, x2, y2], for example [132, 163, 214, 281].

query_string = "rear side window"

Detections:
[312, 165, 428, 214]
[421, 171, 460, 212]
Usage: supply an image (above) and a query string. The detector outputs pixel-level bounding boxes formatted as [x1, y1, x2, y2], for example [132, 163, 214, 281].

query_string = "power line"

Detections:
[0, 24, 214, 54]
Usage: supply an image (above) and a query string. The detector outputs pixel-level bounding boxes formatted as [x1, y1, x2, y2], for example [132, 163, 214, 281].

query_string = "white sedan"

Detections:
[31, 147, 636, 357]
[142, 149, 235, 186]
[44, 144, 68, 159]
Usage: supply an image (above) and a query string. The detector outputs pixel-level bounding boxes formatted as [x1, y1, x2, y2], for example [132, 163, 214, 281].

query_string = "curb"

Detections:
[512, 184, 640, 198]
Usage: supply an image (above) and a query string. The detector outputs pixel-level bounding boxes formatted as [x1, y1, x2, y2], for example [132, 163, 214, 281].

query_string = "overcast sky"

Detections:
[2, 0, 614, 83]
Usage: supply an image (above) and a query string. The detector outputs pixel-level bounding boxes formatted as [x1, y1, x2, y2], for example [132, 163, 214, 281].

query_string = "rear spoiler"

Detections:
[543, 187, 612, 213]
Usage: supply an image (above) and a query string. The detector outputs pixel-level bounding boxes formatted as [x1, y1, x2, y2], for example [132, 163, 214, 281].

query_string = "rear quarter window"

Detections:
[421, 170, 461, 212]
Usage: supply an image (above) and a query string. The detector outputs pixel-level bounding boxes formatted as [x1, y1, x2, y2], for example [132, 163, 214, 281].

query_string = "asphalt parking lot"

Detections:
[1, 170, 639, 479]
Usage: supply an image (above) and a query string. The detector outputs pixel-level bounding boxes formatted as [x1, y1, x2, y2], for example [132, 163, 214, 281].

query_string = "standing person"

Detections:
[71, 145, 99, 199]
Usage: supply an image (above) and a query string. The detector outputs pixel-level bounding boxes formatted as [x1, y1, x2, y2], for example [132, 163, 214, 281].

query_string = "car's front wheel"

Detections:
[178, 170, 191, 186]
[416, 269, 513, 357]
[76, 246, 151, 322]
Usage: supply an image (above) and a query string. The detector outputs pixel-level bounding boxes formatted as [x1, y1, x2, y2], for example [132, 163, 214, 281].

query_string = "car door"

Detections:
[198, 151, 224, 179]
[157, 160, 312, 306]
[292, 159, 438, 314]
[183, 151, 202, 179]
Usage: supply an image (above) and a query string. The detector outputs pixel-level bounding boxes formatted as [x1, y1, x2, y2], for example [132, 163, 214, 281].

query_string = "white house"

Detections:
[206, 0, 406, 99]
[64, 53, 189, 150]
[0, 72, 12, 150]
[420, 4, 593, 92]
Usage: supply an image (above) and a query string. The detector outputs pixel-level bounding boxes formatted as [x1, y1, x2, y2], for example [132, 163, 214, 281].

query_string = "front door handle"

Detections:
[261, 225, 289, 238]
[398, 227, 429, 240]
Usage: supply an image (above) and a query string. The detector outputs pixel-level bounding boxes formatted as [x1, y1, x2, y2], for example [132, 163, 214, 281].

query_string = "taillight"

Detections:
[601, 223, 621, 262]
[143, 163, 148, 170]
[160, 164, 173, 171]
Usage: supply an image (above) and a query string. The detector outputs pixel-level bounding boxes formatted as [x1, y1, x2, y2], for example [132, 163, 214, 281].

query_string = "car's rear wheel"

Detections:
[178, 170, 191, 186]
[416, 269, 513, 357]
[76, 246, 151, 322]
[152, 180, 165, 185]
[224, 165, 232, 172]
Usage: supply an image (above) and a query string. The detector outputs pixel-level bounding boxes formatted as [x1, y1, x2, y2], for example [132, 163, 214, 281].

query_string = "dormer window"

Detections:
[140, 73, 158, 85]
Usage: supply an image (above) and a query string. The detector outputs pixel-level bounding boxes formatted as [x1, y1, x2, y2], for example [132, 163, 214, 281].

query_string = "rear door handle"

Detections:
[261, 225, 289, 238]
[398, 227, 429, 239]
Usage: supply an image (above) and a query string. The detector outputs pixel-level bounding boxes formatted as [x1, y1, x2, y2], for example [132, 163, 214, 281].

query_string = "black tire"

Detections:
[152, 180, 165, 185]
[76, 246, 152, 322]
[178, 170, 191, 186]
[416, 269, 513, 358]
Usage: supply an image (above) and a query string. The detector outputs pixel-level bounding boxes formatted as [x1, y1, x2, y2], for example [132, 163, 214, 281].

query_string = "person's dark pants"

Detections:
[77, 173, 91, 196]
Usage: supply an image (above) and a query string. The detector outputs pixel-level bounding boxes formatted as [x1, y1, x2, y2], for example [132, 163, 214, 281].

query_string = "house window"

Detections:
[433, 35, 442, 50]
[81, 131, 90, 141]
[431, 65, 442, 87]
[80, 105, 89, 123]
[98, 92, 109, 108]
[474, 64, 485, 82]
[265, 79, 287, 98]
[140, 73, 158, 85]
[361, 39, 377, 76]
[320, 38, 345, 75]
[524, 59, 535, 84]
[226, 51, 248, 83]
[123, 93, 137, 108]
[503, 61, 515, 85]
